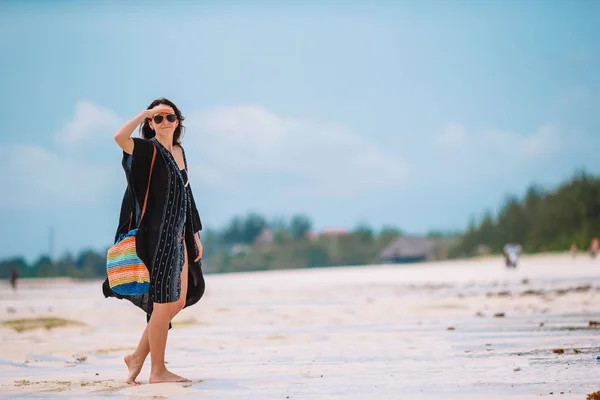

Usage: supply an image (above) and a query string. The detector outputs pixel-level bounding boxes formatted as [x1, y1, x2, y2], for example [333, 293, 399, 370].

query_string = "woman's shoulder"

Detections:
[131, 137, 156, 155]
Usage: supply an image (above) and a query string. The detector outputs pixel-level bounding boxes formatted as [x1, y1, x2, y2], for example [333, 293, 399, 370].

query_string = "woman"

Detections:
[102, 98, 206, 384]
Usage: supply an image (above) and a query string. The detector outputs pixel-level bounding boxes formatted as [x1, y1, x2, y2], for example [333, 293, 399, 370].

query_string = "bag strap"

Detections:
[140, 144, 157, 221]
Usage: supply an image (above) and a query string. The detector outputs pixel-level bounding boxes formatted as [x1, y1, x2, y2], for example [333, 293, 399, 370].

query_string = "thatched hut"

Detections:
[379, 236, 438, 263]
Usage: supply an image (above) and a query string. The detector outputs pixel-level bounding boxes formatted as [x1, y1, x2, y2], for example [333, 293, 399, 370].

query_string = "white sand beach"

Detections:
[1, 254, 599, 399]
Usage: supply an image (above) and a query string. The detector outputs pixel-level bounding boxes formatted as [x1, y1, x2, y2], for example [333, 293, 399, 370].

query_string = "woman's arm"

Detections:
[114, 104, 173, 154]
[190, 188, 203, 261]
[187, 186, 203, 261]
[114, 111, 151, 154]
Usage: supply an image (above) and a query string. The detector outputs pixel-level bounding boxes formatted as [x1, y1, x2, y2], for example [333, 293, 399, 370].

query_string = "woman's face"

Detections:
[149, 106, 179, 137]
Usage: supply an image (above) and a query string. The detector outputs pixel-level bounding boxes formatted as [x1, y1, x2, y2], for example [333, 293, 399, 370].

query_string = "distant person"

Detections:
[9, 268, 17, 290]
[503, 242, 522, 268]
[570, 243, 578, 258]
[102, 98, 206, 384]
[589, 237, 599, 259]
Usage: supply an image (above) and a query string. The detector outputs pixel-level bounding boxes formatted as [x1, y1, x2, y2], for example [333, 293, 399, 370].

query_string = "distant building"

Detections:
[475, 244, 491, 256]
[305, 230, 320, 241]
[304, 228, 349, 240]
[230, 243, 251, 256]
[379, 236, 438, 264]
[320, 228, 349, 237]
[253, 228, 275, 249]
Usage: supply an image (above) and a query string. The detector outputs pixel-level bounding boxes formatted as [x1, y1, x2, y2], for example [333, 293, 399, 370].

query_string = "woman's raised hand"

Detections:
[145, 104, 174, 118]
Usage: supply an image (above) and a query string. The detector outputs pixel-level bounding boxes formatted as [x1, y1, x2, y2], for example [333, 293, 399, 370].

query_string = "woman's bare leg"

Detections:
[125, 243, 190, 384]
[149, 243, 190, 383]
[124, 325, 150, 384]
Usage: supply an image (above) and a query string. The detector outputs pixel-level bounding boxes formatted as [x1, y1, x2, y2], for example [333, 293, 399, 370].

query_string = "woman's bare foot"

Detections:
[149, 369, 191, 384]
[124, 353, 144, 385]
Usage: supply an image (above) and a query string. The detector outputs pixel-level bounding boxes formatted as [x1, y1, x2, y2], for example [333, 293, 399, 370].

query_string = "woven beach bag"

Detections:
[106, 144, 156, 296]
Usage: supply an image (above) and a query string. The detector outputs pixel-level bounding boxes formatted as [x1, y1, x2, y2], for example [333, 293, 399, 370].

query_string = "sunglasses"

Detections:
[152, 114, 177, 124]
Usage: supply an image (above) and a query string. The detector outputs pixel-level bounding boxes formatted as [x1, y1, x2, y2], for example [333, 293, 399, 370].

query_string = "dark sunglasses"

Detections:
[152, 114, 177, 124]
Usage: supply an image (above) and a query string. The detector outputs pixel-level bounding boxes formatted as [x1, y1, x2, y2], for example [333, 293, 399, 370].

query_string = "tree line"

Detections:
[0, 212, 403, 279]
[1, 171, 599, 279]
[450, 171, 600, 257]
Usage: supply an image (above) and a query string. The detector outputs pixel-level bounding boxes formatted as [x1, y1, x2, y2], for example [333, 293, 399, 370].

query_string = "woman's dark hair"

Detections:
[139, 98, 185, 145]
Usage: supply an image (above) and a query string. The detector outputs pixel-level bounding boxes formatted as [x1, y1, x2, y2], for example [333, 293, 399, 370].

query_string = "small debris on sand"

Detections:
[171, 318, 202, 328]
[95, 347, 135, 355]
[1, 318, 84, 333]
[521, 289, 544, 296]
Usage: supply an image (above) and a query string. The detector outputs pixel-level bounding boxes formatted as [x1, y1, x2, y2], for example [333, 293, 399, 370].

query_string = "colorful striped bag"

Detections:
[106, 145, 156, 296]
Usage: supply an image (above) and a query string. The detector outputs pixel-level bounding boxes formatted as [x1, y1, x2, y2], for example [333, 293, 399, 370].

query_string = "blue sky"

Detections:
[1, 0, 599, 261]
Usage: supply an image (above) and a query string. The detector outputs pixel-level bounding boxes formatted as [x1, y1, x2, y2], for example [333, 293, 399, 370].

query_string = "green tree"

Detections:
[449, 172, 600, 256]
[223, 216, 245, 245]
[305, 244, 330, 267]
[353, 223, 374, 242]
[289, 214, 312, 239]
[243, 213, 268, 244]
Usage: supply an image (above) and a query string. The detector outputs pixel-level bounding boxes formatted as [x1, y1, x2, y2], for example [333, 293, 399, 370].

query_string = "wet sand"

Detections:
[0, 253, 599, 399]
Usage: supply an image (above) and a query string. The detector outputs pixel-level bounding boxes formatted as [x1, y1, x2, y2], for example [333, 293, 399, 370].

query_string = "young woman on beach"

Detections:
[102, 98, 206, 384]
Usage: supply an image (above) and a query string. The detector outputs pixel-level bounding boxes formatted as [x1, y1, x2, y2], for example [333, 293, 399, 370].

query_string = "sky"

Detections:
[0, 0, 599, 262]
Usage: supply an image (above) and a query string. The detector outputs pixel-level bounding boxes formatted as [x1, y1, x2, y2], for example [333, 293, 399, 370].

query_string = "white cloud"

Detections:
[1, 102, 408, 212]
[183, 105, 409, 196]
[54, 100, 120, 150]
[0, 100, 562, 214]
[0, 144, 118, 209]
[1, 100, 124, 211]
[433, 124, 467, 148]
[425, 123, 562, 189]
[484, 125, 558, 157]
[433, 123, 559, 157]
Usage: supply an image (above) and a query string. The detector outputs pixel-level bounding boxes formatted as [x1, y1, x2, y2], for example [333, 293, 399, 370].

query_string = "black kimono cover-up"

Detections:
[102, 137, 205, 317]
